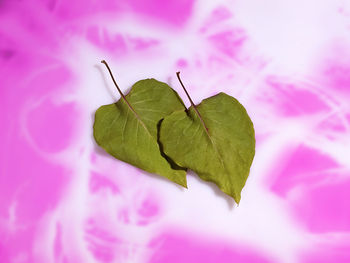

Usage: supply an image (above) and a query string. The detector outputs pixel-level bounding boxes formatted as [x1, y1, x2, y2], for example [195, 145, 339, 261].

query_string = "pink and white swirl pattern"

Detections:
[1, 0, 350, 262]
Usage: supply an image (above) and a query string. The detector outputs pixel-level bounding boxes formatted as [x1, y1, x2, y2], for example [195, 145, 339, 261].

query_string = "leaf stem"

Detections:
[101, 60, 139, 117]
[176, 72, 209, 134]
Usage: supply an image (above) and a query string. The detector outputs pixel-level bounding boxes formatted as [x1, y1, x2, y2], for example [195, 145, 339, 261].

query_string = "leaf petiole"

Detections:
[101, 60, 140, 118]
[176, 72, 209, 134]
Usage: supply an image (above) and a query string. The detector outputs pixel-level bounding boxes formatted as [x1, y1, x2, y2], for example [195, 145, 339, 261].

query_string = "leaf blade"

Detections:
[159, 92, 255, 202]
[94, 78, 187, 187]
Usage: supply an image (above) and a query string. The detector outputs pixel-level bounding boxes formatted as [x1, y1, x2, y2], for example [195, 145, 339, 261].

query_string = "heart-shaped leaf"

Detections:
[94, 61, 187, 187]
[159, 73, 255, 203]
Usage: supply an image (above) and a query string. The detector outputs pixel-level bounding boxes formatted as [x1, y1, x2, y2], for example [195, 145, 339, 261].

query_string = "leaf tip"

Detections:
[183, 181, 188, 189]
[178, 173, 188, 189]
[234, 194, 241, 205]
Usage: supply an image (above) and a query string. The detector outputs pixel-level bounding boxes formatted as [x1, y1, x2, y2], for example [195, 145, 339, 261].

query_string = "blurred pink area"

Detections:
[1, 0, 350, 262]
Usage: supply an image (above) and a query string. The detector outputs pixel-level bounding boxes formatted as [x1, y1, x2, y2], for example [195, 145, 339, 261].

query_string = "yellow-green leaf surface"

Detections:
[159, 92, 255, 203]
[93, 77, 187, 187]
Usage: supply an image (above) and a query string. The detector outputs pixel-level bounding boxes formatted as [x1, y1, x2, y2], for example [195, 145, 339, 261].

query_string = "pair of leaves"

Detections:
[94, 60, 255, 203]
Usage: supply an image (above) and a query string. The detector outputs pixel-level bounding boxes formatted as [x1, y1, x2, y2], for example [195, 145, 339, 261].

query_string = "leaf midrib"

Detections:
[120, 100, 154, 140]
[194, 106, 236, 195]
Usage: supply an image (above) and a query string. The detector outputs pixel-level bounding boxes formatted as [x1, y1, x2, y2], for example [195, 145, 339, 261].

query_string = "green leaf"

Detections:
[159, 74, 255, 203]
[93, 61, 187, 187]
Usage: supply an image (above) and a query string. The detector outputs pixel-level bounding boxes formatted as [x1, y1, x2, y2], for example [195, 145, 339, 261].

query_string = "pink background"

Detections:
[1, 0, 350, 262]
